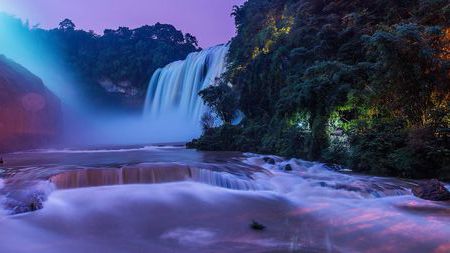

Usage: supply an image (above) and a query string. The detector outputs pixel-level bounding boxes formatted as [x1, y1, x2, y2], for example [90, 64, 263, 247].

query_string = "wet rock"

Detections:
[317, 182, 362, 192]
[333, 184, 361, 192]
[263, 157, 276, 165]
[250, 220, 266, 231]
[325, 163, 349, 172]
[318, 182, 327, 187]
[412, 179, 450, 201]
[3, 192, 45, 215]
[283, 164, 293, 171]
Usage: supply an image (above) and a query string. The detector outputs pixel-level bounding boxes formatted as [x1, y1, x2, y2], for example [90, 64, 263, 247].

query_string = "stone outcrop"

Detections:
[412, 179, 450, 201]
[0, 55, 62, 152]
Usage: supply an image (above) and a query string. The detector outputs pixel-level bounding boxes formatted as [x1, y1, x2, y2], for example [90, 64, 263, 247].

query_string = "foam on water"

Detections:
[0, 183, 294, 253]
[0, 149, 449, 253]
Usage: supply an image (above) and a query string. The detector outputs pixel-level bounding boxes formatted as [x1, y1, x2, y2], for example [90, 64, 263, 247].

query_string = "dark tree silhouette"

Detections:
[192, 0, 450, 180]
[58, 19, 75, 30]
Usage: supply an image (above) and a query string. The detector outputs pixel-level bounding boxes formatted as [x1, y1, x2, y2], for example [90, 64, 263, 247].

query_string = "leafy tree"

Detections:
[193, 0, 450, 179]
[59, 19, 75, 31]
[199, 78, 239, 124]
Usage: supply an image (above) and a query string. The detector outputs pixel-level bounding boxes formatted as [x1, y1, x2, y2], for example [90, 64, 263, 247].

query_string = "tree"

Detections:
[199, 78, 239, 125]
[2, 15, 200, 111]
[191, 0, 450, 179]
[185, 33, 198, 47]
[59, 19, 75, 31]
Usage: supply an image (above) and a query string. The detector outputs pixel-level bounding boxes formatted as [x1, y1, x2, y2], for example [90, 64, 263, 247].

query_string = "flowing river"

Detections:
[0, 145, 449, 253]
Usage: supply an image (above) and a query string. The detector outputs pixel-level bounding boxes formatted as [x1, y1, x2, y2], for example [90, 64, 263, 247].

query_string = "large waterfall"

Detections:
[143, 45, 229, 139]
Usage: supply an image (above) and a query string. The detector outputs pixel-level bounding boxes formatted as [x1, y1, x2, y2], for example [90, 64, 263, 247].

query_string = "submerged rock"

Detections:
[283, 164, 293, 171]
[317, 182, 362, 192]
[4, 192, 45, 215]
[263, 157, 276, 165]
[250, 220, 266, 231]
[412, 179, 450, 201]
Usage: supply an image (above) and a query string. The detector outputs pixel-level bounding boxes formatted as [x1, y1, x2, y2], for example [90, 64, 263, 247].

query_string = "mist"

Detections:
[0, 13, 227, 147]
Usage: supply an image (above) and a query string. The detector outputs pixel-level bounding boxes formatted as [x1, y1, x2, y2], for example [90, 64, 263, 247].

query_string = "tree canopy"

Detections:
[1, 15, 200, 111]
[191, 0, 450, 180]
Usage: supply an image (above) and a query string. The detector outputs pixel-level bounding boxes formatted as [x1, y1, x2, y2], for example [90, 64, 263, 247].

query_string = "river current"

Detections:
[0, 145, 449, 253]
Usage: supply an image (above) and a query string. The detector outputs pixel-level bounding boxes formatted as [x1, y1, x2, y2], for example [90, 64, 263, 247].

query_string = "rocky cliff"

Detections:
[0, 56, 62, 152]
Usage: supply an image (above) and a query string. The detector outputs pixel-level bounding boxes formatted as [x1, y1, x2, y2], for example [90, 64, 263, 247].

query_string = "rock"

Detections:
[263, 157, 276, 165]
[283, 164, 293, 171]
[4, 192, 45, 215]
[333, 184, 361, 192]
[0, 55, 62, 152]
[250, 220, 266, 231]
[412, 179, 450, 201]
[317, 182, 362, 192]
[318, 182, 328, 187]
[325, 163, 347, 172]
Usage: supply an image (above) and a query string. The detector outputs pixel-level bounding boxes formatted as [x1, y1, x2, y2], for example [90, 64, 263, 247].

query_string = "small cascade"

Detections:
[190, 169, 266, 191]
[143, 45, 229, 137]
[49, 163, 265, 191]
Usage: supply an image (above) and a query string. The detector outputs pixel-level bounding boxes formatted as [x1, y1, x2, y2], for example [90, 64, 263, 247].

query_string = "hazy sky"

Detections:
[0, 0, 246, 47]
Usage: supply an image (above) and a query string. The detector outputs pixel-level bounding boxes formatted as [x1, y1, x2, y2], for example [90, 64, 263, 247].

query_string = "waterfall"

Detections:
[143, 44, 229, 138]
[49, 163, 265, 191]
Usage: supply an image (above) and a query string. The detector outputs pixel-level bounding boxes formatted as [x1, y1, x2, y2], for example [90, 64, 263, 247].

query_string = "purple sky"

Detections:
[1, 0, 246, 47]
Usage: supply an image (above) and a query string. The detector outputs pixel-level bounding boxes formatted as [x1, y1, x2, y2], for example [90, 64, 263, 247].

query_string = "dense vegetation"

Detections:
[1, 14, 199, 110]
[190, 0, 450, 180]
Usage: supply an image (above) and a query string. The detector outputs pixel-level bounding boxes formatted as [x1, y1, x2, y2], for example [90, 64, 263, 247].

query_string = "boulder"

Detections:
[283, 164, 293, 171]
[412, 179, 450, 201]
[2, 190, 45, 215]
[0, 55, 62, 152]
[263, 157, 276, 165]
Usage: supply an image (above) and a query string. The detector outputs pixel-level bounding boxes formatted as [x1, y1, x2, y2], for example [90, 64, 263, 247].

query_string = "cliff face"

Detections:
[0, 56, 62, 152]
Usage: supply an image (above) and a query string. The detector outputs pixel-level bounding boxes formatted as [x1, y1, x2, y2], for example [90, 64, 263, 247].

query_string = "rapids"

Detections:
[0, 146, 449, 253]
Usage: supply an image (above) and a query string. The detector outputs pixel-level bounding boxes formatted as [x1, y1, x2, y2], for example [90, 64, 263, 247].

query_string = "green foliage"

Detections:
[198, 78, 240, 124]
[187, 124, 243, 151]
[193, 0, 450, 179]
[350, 121, 450, 180]
[363, 24, 450, 126]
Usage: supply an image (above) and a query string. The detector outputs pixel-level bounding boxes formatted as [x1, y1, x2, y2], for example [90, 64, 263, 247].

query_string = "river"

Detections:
[0, 145, 449, 253]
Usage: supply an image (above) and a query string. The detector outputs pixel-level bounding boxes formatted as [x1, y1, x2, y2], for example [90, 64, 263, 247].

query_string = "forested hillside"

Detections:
[0, 56, 62, 152]
[190, 0, 450, 180]
[0, 14, 199, 110]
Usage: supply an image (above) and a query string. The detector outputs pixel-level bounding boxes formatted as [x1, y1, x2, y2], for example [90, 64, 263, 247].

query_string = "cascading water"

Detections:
[2, 147, 450, 252]
[143, 44, 229, 138]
